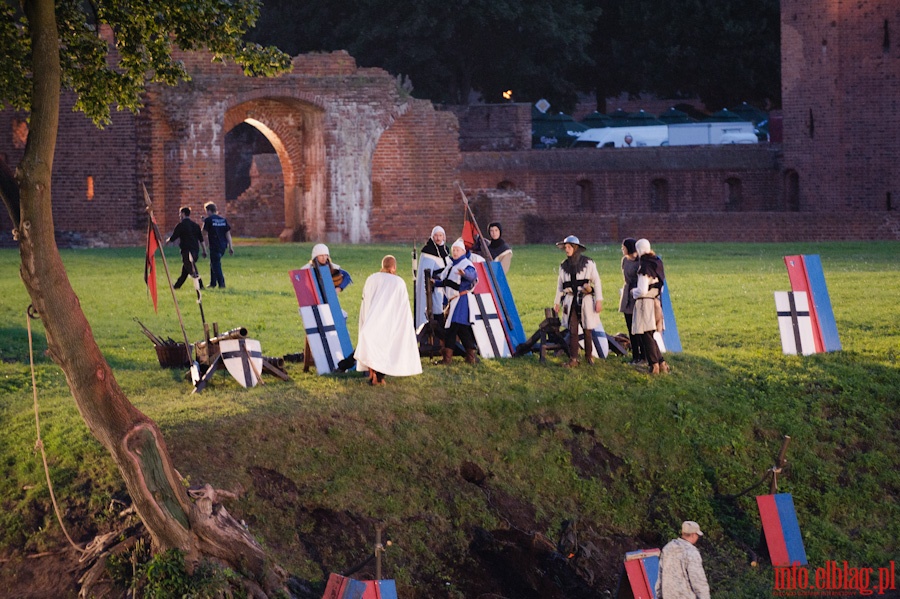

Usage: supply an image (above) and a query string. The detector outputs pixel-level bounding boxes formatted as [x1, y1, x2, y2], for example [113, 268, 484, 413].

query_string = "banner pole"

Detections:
[143, 184, 194, 368]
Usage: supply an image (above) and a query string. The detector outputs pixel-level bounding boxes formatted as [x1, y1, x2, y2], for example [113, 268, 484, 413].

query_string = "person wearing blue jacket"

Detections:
[433, 238, 478, 365]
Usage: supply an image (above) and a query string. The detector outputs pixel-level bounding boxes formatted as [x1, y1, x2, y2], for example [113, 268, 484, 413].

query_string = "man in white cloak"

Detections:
[357, 255, 423, 385]
[415, 226, 452, 329]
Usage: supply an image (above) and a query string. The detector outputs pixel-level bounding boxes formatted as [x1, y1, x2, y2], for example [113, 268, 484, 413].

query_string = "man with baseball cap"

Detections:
[655, 520, 710, 599]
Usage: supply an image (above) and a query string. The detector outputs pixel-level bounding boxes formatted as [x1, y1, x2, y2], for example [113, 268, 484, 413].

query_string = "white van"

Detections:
[667, 122, 759, 145]
[572, 125, 669, 148]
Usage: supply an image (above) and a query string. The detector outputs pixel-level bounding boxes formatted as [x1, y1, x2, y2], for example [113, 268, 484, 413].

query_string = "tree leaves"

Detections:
[0, 0, 290, 126]
[247, 0, 780, 112]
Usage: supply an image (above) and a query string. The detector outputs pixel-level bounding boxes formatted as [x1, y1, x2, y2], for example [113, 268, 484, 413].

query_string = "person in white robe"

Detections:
[356, 255, 423, 385]
[415, 226, 452, 329]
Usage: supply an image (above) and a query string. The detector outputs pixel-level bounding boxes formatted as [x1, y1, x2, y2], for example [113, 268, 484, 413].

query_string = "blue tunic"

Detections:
[434, 255, 477, 325]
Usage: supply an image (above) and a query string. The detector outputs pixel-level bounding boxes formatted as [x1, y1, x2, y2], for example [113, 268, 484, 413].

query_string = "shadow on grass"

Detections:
[0, 325, 49, 363]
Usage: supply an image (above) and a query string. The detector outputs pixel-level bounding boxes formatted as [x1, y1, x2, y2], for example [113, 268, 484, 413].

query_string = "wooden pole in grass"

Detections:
[770, 435, 791, 494]
[143, 184, 195, 373]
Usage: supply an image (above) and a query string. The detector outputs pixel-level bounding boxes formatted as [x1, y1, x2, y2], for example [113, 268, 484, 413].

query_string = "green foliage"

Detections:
[141, 548, 234, 598]
[1, 241, 898, 596]
[247, 0, 599, 108]
[0, 0, 290, 126]
[592, 0, 781, 109]
[107, 542, 241, 598]
[247, 0, 780, 111]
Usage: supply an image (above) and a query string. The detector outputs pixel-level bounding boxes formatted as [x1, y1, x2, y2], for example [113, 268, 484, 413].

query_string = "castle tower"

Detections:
[781, 0, 900, 214]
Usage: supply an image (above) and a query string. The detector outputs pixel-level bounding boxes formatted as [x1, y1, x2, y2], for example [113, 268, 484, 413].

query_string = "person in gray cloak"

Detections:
[356, 255, 423, 385]
[554, 235, 604, 367]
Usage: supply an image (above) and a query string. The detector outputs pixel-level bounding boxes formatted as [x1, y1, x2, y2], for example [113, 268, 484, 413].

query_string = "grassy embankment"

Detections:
[0, 241, 898, 597]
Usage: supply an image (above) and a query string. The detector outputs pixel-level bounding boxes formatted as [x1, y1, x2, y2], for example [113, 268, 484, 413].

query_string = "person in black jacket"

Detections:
[618, 237, 644, 364]
[202, 202, 233, 288]
[166, 206, 206, 289]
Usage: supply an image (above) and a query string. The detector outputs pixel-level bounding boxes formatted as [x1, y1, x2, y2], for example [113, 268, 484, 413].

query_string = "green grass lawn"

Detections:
[1, 241, 898, 597]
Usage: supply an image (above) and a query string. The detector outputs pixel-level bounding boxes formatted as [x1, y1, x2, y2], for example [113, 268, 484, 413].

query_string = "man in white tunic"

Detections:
[415, 226, 452, 329]
[553, 235, 604, 367]
[356, 256, 423, 385]
[655, 521, 711, 599]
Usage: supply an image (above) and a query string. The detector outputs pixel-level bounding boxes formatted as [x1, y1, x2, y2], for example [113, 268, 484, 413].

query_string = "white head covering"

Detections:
[451, 238, 466, 251]
[311, 243, 329, 260]
[431, 226, 446, 239]
[636, 238, 652, 256]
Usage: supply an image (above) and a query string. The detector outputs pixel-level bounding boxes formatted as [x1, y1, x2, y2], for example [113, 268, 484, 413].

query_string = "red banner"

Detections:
[144, 219, 160, 312]
[462, 210, 478, 250]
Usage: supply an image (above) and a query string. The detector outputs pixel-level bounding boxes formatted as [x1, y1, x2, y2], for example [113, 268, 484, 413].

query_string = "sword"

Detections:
[412, 240, 418, 325]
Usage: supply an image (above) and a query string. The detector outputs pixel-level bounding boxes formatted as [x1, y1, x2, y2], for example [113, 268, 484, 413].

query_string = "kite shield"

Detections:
[220, 338, 263, 388]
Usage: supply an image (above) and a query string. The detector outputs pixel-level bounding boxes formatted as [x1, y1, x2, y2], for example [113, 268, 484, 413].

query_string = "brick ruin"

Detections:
[0, 51, 461, 246]
[0, 0, 897, 247]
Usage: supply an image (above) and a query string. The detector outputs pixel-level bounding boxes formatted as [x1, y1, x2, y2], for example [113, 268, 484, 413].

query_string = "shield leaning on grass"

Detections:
[219, 338, 263, 388]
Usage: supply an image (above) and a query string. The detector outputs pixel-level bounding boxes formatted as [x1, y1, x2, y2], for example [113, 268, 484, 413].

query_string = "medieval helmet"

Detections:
[556, 235, 585, 250]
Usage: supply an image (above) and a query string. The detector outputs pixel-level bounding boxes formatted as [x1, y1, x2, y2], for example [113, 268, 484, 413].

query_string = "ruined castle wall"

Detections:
[440, 103, 532, 152]
[370, 100, 460, 243]
[0, 98, 142, 247]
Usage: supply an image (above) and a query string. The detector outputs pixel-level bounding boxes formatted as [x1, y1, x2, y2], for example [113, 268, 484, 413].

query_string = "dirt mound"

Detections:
[0, 456, 649, 597]
[0, 550, 82, 599]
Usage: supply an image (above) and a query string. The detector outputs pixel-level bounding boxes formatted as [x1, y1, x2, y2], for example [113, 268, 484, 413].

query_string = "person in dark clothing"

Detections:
[202, 201, 233, 288]
[475, 222, 513, 273]
[618, 237, 644, 364]
[166, 206, 206, 289]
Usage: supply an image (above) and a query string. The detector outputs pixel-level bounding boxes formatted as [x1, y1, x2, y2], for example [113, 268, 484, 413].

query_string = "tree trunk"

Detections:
[6, 1, 283, 594]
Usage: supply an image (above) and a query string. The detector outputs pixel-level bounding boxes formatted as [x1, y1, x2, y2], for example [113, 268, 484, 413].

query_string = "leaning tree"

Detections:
[0, 0, 291, 595]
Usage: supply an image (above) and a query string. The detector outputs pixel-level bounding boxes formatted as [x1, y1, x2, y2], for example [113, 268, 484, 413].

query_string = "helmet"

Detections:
[556, 235, 585, 250]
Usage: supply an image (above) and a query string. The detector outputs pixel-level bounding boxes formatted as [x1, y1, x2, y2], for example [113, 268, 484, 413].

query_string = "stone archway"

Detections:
[224, 97, 326, 242]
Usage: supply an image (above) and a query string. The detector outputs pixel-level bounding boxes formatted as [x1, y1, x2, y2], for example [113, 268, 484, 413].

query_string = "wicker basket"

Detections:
[155, 343, 190, 368]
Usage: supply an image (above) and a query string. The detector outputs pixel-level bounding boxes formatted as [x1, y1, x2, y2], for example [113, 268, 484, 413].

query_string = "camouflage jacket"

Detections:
[655, 538, 710, 599]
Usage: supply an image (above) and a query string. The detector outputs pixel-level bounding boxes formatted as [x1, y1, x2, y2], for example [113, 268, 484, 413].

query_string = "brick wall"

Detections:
[3, 0, 899, 249]
[461, 146, 782, 214]
[439, 103, 532, 151]
[370, 100, 461, 243]
[0, 98, 143, 247]
[781, 0, 900, 214]
[0, 50, 463, 246]
[522, 211, 900, 245]
[459, 146, 900, 244]
[228, 154, 285, 238]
